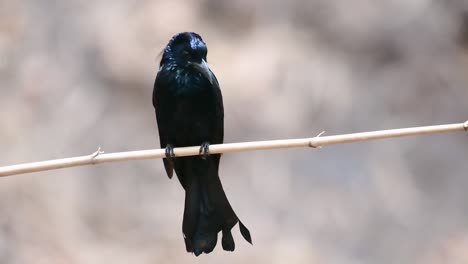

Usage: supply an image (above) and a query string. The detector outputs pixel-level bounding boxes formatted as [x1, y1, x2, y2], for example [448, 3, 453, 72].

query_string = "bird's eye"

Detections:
[182, 51, 191, 60]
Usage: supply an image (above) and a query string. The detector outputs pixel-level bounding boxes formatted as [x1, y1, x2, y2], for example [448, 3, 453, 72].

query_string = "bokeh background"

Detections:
[1, 0, 468, 263]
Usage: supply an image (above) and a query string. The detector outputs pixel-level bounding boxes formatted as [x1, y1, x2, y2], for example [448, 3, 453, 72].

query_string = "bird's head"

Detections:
[161, 32, 213, 82]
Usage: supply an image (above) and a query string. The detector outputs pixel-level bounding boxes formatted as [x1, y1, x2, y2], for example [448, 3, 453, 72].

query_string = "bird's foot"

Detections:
[199, 142, 210, 160]
[165, 144, 175, 160]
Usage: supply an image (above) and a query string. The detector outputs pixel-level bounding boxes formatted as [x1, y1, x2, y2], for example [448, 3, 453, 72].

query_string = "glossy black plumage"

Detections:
[153, 32, 251, 256]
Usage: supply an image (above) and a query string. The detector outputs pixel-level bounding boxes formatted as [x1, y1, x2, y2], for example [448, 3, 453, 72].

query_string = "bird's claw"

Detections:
[199, 142, 210, 160]
[165, 144, 175, 160]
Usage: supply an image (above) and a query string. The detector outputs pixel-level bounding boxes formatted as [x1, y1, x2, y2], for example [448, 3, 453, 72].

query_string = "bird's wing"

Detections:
[210, 70, 224, 145]
[153, 72, 174, 179]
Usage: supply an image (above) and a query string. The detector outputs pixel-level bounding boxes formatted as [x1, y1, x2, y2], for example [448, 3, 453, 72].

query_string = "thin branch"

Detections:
[0, 121, 467, 177]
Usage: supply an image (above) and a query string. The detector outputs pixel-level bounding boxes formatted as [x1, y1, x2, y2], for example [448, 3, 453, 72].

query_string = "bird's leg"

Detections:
[199, 141, 210, 160]
[165, 144, 175, 160]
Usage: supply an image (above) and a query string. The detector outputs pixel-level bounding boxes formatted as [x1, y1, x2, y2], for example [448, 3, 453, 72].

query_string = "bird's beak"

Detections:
[191, 59, 214, 85]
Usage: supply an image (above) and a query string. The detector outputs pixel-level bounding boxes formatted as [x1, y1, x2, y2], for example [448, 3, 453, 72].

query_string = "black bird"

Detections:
[152, 32, 252, 256]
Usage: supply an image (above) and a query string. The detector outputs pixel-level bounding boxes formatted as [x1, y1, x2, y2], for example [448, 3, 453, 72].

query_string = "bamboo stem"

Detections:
[0, 121, 466, 177]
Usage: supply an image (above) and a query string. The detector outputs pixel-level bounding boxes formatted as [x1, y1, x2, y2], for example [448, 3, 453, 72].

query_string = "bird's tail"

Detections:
[181, 156, 251, 256]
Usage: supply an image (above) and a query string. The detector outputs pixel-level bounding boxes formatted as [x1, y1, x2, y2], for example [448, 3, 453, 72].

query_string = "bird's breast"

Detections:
[160, 63, 210, 95]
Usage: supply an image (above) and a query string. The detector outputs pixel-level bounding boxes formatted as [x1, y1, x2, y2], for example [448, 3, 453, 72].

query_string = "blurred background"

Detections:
[1, 0, 468, 263]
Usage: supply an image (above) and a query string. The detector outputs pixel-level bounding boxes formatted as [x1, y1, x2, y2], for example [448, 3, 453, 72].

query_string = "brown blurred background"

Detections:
[1, 0, 468, 263]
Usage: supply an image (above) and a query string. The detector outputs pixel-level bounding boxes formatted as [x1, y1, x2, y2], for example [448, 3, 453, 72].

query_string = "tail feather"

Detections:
[222, 229, 235, 251]
[193, 229, 217, 256]
[182, 179, 199, 252]
[180, 156, 252, 256]
[239, 220, 252, 244]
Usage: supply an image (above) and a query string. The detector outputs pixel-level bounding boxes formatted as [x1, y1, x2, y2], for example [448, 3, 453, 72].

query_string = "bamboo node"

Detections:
[90, 147, 104, 159]
[309, 131, 325, 148]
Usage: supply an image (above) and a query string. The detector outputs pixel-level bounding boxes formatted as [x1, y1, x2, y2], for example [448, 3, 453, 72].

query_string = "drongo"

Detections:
[153, 32, 251, 256]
